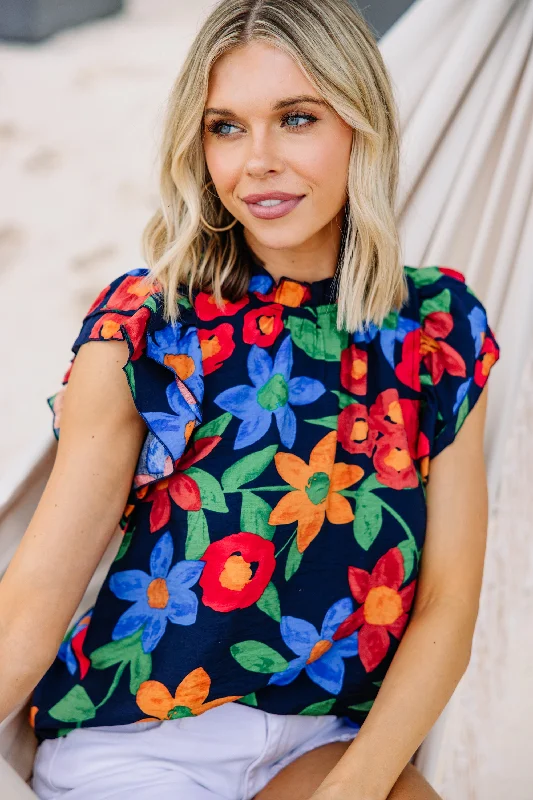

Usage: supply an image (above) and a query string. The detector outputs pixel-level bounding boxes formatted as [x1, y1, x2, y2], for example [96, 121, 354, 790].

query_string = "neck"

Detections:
[243, 211, 344, 285]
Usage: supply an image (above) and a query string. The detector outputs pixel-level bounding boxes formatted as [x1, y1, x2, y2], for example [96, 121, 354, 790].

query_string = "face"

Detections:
[202, 41, 353, 260]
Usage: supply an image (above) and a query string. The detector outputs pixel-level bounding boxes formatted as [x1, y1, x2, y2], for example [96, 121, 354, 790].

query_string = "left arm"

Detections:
[312, 384, 490, 800]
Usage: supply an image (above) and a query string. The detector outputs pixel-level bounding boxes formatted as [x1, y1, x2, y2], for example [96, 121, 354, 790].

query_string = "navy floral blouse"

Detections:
[29, 262, 501, 742]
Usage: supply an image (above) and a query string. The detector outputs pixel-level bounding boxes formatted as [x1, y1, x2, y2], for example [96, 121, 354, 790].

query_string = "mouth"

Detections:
[241, 191, 306, 220]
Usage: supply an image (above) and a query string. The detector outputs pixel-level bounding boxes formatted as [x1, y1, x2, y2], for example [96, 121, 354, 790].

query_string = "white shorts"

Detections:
[31, 702, 361, 799]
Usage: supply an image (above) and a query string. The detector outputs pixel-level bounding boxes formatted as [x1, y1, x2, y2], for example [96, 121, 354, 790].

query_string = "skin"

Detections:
[203, 41, 490, 800]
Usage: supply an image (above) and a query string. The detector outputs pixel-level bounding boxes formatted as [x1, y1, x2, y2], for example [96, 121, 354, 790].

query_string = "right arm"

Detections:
[0, 339, 147, 724]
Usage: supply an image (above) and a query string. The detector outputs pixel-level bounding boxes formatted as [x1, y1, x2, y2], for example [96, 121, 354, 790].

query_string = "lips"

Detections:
[241, 191, 305, 220]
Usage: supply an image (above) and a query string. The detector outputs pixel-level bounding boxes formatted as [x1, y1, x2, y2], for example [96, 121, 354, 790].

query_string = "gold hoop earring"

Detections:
[199, 180, 238, 232]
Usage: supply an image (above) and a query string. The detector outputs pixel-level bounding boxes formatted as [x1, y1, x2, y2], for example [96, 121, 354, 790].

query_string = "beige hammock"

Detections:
[1, 0, 531, 796]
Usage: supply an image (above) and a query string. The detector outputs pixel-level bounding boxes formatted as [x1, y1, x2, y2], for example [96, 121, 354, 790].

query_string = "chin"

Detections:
[246, 226, 316, 251]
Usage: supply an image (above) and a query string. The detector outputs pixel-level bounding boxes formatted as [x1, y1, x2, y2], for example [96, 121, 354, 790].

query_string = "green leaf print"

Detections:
[284, 306, 349, 361]
[49, 685, 96, 723]
[331, 390, 357, 410]
[114, 524, 134, 562]
[404, 265, 442, 287]
[299, 699, 336, 715]
[185, 509, 210, 559]
[185, 467, 228, 512]
[419, 288, 451, 320]
[239, 692, 258, 707]
[348, 700, 375, 713]
[128, 648, 152, 695]
[353, 489, 383, 551]
[455, 394, 469, 432]
[240, 491, 276, 540]
[230, 641, 288, 673]
[285, 535, 303, 580]
[90, 628, 148, 671]
[123, 360, 135, 397]
[221, 444, 278, 492]
[256, 582, 281, 622]
[397, 540, 416, 582]
[177, 295, 192, 310]
[143, 295, 159, 313]
[304, 415, 338, 430]
[192, 411, 232, 441]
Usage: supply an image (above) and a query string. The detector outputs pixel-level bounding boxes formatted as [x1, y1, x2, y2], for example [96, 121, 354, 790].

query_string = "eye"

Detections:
[206, 120, 241, 137]
[281, 112, 318, 130]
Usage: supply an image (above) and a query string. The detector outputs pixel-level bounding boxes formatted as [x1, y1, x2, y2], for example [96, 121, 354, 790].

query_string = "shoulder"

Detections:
[399, 265, 500, 387]
[398, 265, 501, 473]
[50, 268, 204, 488]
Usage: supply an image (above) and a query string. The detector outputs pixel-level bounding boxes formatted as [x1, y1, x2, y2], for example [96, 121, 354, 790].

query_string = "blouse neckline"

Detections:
[248, 259, 339, 307]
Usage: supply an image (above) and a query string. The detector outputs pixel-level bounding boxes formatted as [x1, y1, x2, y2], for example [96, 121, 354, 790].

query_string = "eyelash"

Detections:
[206, 111, 318, 138]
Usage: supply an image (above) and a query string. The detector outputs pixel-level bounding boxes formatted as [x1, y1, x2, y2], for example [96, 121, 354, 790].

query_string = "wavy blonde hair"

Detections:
[141, 0, 408, 333]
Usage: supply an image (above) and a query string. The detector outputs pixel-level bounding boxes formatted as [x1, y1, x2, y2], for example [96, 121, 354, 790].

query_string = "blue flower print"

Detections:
[353, 316, 419, 371]
[141, 323, 204, 470]
[268, 598, 359, 695]
[249, 274, 274, 294]
[58, 608, 93, 677]
[214, 334, 325, 449]
[109, 531, 204, 654]
[468, 304, 489, 358]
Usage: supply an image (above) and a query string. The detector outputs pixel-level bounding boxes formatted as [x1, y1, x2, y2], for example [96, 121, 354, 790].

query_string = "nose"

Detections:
[243, 128, 284, 178]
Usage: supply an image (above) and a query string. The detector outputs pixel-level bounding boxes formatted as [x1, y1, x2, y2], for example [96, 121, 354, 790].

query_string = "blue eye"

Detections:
[283, 114, 316, 128]
[207, 121, 241, 137]
[283, 113, 316, 128]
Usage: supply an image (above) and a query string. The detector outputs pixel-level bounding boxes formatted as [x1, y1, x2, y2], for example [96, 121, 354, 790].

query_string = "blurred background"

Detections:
[1, 1, 532, 798]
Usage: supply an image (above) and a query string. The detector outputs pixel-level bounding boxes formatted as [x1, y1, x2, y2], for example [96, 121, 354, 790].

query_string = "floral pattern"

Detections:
[30, 262, 500, 742]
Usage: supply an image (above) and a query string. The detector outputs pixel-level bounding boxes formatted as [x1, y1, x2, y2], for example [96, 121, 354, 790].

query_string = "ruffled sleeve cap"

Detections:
[47, 268, 204, 490]
[398, 266, 501, 469]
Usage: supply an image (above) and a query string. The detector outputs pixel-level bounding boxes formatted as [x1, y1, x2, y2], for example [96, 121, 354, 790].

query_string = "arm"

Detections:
[312, 384, 490, 800]
[0, 339, 147, 724]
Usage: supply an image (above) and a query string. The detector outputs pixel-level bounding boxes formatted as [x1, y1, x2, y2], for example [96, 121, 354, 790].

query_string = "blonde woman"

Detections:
[0, 1, 501, 798]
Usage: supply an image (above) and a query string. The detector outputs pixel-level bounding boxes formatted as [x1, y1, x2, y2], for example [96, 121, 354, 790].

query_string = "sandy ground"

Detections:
[0, 0, 215, 508]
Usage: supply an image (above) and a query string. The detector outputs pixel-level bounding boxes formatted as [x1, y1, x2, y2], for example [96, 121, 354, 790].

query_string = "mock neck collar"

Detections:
[248, 259, 338, 307]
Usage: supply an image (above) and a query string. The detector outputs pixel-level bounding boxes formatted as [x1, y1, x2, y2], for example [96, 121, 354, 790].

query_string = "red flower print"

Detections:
[198, 324, 235, 375]
[338, 403, 377, 457]
[194, 292, 248, 321]
[333, 548, 416, 672]
[106, 274, 158, 311]
[255, 280, 311, 308]
[395, 313, 466, 392]
[373, 431, 419, 489]
[243, 304, 284, 347]
[89, 307, 151, 360]
[438, 267, 465, 282]
[340, 344, 367, 396]
[475, 333, 499, 386]
[199, 532, 276, 612]
[137, 436, 221, 532]
[368, 390, 419, 489]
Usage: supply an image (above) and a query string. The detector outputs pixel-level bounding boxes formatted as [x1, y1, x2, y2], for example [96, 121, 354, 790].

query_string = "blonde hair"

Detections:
[141, 0, 408, 333]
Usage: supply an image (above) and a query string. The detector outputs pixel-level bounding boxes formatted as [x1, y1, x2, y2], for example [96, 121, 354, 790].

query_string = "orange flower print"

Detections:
[332, 547, 416, 672]
[28, 705, 38, 729]
[136, 667, 241, 721]
[269, 431, 364, 553]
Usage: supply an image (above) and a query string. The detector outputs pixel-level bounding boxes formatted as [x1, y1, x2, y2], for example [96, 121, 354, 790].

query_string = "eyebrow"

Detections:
[204, 95, 328, 116]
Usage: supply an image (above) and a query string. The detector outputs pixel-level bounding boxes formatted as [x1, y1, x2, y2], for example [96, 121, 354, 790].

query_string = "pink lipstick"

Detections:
[241, 191, 305, 220]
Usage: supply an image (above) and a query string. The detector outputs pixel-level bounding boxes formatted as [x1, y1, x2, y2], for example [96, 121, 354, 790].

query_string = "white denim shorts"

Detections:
[31, 701, 361, 799]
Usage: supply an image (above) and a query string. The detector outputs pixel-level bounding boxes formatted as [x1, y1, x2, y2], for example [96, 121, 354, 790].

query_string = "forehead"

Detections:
[206, 41, 319, 109]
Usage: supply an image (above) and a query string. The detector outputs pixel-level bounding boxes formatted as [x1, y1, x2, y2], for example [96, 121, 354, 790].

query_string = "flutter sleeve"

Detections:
[402, 266, 501, 473]
[47, 267, 204, 489]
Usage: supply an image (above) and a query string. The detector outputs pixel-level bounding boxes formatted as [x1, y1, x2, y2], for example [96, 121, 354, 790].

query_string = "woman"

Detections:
[0, 0, 500, 798]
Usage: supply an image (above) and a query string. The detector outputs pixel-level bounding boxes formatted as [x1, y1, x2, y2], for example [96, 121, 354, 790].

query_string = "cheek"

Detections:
[292, 133, 351, 207]
[203, 142, 241, 196]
